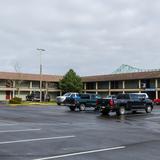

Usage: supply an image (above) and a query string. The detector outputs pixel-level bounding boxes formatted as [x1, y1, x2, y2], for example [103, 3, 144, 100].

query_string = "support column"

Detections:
[13, 81, 16, 98]
[155, 79, 158, 99]
[84, 83, 87, 94]
[45, 82, 48, 98]
[96, 82, 98, 94]
[30, 81, 32, 94]
[109, 81, 111, 95]
[139, 80, 141, 93]
[122, 81, 125, 94]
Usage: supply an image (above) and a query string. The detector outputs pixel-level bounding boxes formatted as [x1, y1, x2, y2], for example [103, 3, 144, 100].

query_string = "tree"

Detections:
[59, 69, 83, 93]
[5, 62, 23, 100]
[14, 62, 23, 97]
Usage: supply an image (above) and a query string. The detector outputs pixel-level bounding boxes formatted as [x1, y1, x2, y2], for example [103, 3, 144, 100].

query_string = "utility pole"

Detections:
[37, 48, 45, 102]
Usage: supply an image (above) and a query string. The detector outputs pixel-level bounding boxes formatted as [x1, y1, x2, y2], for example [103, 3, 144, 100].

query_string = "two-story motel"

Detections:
[0, 70, 160, 101]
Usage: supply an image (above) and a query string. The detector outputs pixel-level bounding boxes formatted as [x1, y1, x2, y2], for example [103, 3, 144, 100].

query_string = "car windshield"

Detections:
[106, 95, 112, 99]
[96, 95, 101, 99]
[117, 94, 130, 99]
[106, 95, 116, 99]
[64, 93, 71, 97]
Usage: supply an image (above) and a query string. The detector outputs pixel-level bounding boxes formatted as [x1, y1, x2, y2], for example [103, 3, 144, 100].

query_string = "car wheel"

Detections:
[116, 106, 126, 115]
[69, 106, 75, 111]
[57, 103, 61, 106]
[79, 104, 86, 111]
[145, 105, 152, 113]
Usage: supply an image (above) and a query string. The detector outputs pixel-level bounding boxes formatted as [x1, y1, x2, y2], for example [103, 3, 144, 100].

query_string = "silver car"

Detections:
[56, 92, 79, 105]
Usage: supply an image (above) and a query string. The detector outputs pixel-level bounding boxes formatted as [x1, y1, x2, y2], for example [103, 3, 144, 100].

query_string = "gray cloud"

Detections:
[0, 0, 160, 76]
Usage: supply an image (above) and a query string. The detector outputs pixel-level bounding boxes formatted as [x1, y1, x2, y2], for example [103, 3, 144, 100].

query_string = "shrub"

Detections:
[9, 97, 22, 104]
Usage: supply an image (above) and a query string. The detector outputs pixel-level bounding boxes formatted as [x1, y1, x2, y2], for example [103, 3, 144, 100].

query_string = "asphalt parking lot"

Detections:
[0, 105, 160, 160]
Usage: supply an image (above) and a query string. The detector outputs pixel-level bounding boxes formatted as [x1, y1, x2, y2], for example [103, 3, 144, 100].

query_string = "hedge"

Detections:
[9, 97, 22, 104]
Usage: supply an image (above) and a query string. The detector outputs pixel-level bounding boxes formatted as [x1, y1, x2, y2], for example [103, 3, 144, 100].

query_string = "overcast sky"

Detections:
[0, 0, 160, 76]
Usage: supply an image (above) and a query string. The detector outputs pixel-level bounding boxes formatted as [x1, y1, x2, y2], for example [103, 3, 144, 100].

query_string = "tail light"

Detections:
[109, 99, 114, 107]
[96, 99, 99, 105]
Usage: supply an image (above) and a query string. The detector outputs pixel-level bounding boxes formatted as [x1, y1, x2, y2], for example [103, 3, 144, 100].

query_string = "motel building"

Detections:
[0, 72, 62, 101]
[82, 71, 160, 100]
[0, 68, 160, 101]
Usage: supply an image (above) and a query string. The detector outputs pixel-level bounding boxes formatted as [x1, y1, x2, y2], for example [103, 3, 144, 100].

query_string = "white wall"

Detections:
[0, 91, 6, 100]
[15, 91, 30, 101]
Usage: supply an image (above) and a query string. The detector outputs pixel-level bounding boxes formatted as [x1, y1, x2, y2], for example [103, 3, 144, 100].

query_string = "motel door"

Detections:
[6, 91, 12, 100]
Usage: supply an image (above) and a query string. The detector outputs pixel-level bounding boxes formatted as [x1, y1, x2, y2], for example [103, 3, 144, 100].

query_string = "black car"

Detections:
[26, 92, 50, 102]
[97, 93, 153, 115]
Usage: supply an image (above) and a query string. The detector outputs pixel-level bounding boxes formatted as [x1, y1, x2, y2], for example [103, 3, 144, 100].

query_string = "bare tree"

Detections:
[14, 62, 23, 97]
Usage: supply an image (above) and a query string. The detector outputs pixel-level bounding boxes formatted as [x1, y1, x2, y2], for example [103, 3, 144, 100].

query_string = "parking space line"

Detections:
[0, 135, 75, 145]
[0, 123, 18, 126]
[24, 123, 97, 126]
[33, 146, 126, 160]
[0, 128, 41, 133]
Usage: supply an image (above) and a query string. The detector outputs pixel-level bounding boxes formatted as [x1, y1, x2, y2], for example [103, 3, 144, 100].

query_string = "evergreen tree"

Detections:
[59, 69, 83, 93]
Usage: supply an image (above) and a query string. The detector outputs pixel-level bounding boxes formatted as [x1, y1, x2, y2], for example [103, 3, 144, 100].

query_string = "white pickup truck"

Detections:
[56, 92, 79, 105]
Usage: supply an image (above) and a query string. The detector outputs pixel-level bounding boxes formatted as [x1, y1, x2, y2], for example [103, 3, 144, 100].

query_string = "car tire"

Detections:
[145, 105, 152, 113]
[79, 104, 86, 111]
[69, 106, 75, 111]
[57, 103, 61, 106]
[116, 106, 126, 115]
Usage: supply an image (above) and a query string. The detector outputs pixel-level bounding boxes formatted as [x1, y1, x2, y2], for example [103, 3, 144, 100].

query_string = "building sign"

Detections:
[145, 88, 156, 91]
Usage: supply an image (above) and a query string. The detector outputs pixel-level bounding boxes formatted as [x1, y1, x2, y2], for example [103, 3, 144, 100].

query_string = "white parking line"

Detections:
[0, 135, 75, 145]
[28, 123, 97, 126]
[0, 128, 41, 133]
[33, 146, 126, 160]
[0, 123, 18, 126]
[0, 120, 16, 123]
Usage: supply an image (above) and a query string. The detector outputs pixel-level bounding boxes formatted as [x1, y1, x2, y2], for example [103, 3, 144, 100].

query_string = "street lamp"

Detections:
[37, 48, 45, 102]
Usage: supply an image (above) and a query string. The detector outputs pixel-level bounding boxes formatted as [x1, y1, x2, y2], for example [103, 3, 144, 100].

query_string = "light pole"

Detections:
[37, 48, 45, 103]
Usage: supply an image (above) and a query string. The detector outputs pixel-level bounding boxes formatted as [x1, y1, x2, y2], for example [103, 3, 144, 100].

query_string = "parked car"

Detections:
[153, 98, 160, 105]
[105, 95, 117, 100]
[56, 92, 79, 105]
[97, 93, 153, 115]
[26, 92, 50, 102]
[64, 93, 101, 111]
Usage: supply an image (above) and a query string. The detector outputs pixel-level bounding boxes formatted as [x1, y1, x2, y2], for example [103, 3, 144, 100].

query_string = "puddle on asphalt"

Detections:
[99, 114, 126, 121]
[98, 111, 152, 124]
